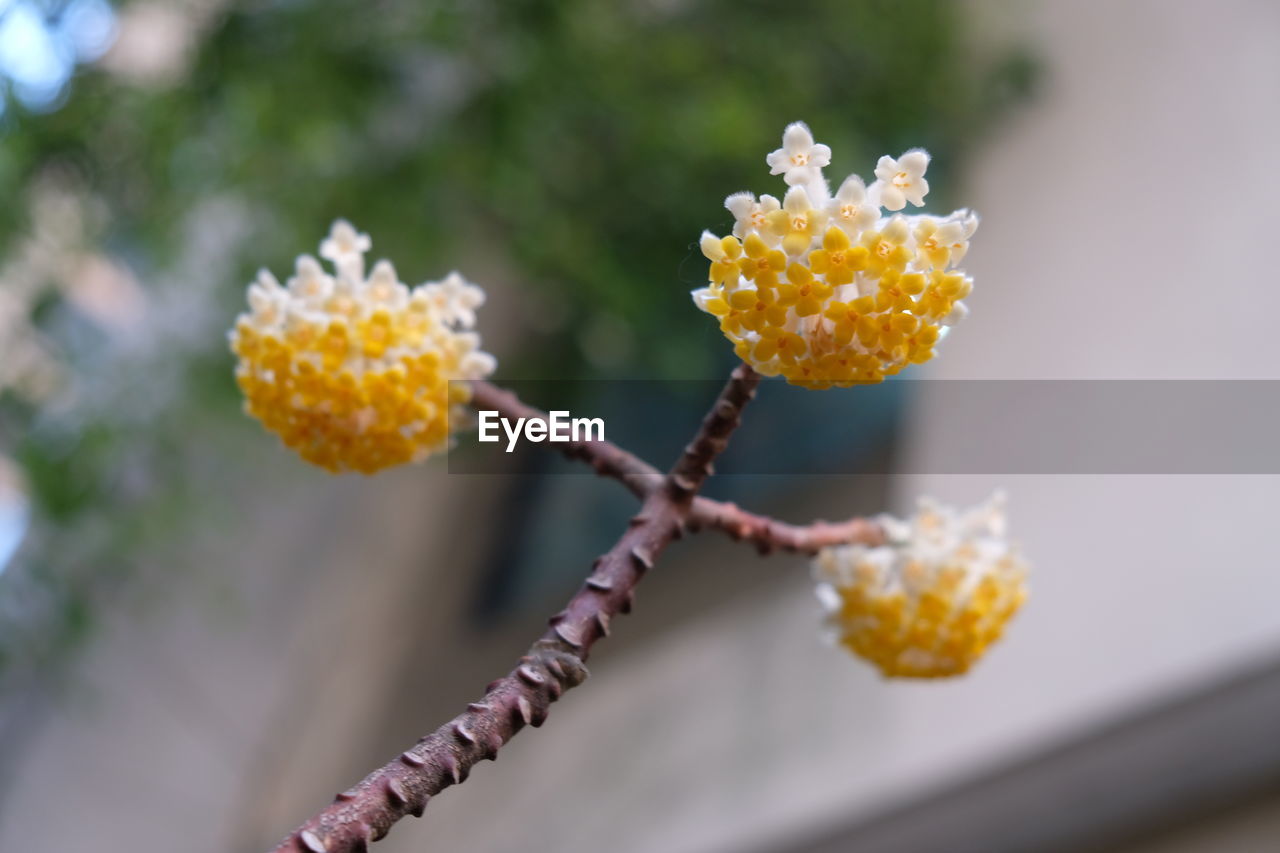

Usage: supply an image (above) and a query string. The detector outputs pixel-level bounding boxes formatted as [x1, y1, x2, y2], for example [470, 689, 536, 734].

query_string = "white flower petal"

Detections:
[783, 165, 819, 187]
[874, 155, 899, 184]
[879, 184, 906, 211]
[899, 149, 930, 177]
[836, 174, 867, 203]
[461, 350, 497, 377]
[814, 583, 843, 613]
[691, 286, 716, 312]
[725, 192, 756, 219]
[782, 121, 815, 154]
[256, 269, 282, 291]
[935, 221, 966, 243]
[782, 185, 812, 214]
[904, 176, 929, 207]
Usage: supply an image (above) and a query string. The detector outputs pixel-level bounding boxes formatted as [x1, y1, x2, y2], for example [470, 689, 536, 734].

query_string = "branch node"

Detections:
[272, 372, 761, 853]
[668, 473, 698, 496]
[299, 830, 327, 853]
[517, 665, 545, 687]
[385, 777, 408, 807]
[553, 623, 584, 648]
[630, 545, 655, 572]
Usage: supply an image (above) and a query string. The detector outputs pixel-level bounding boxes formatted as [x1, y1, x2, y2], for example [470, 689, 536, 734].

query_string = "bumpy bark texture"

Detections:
[273, 367, 761, 852]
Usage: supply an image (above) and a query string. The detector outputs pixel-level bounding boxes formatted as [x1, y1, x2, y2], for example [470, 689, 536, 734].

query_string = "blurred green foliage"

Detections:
[0, 0, 1037, 689]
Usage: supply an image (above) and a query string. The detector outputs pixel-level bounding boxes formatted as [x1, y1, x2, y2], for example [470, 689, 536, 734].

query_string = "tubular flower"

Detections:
[692, 122, 978, 388]
[874, 149, 931, 211]
[229, 220, 496, 474]
[766, 121, 832, 187]
[812, 494, 1028, 679]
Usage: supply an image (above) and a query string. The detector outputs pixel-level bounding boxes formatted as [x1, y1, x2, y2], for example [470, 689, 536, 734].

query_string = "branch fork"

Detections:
[273, 365, 880, 852]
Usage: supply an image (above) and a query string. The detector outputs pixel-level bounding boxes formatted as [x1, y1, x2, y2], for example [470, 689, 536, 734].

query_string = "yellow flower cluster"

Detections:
[230, 221, 496, 474]
[813, 494, 1027, 679]
[693, 122, 978, 387]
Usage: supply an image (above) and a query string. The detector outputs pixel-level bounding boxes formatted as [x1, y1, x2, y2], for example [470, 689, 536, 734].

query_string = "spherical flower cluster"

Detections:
[812, 493, 1027, 678]
[693, 122, 979, 388]
[230, 221, 496, 474]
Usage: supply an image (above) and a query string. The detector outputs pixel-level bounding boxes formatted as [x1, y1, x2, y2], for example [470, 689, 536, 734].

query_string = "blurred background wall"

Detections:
[2, 1, 1279, 852]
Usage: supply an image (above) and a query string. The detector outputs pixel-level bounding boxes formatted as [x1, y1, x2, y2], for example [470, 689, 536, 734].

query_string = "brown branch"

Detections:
[468, 380, 660, 499]
[271, 365, 761, 853]
[467, 379, 884, 554]
[688, 500, 886, 554]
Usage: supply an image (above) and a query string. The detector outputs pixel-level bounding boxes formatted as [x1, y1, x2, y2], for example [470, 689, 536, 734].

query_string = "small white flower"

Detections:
[915, 216, 968, 269]
[319, 219, 371, 262]
[365, 260, 410, 310]
[874, 149, 930, 210]
[258, 269, 281, 288]
[460, 350, 498, 376]
[950, 210, 980, 265]
[453, 330, 483, 355]
[423, 271, 486, 328]
[725, 192, 782, 241]
[826, 174, 880, 236]
[247, 275, 287, 327]
[766, 122, 832, 187]
[287, 255, 334, 303]
[246, 290, 280, 323]
[961, 490, 1007, 539]
[877, 513, 912, 546]
[320, 219, 371, 282]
